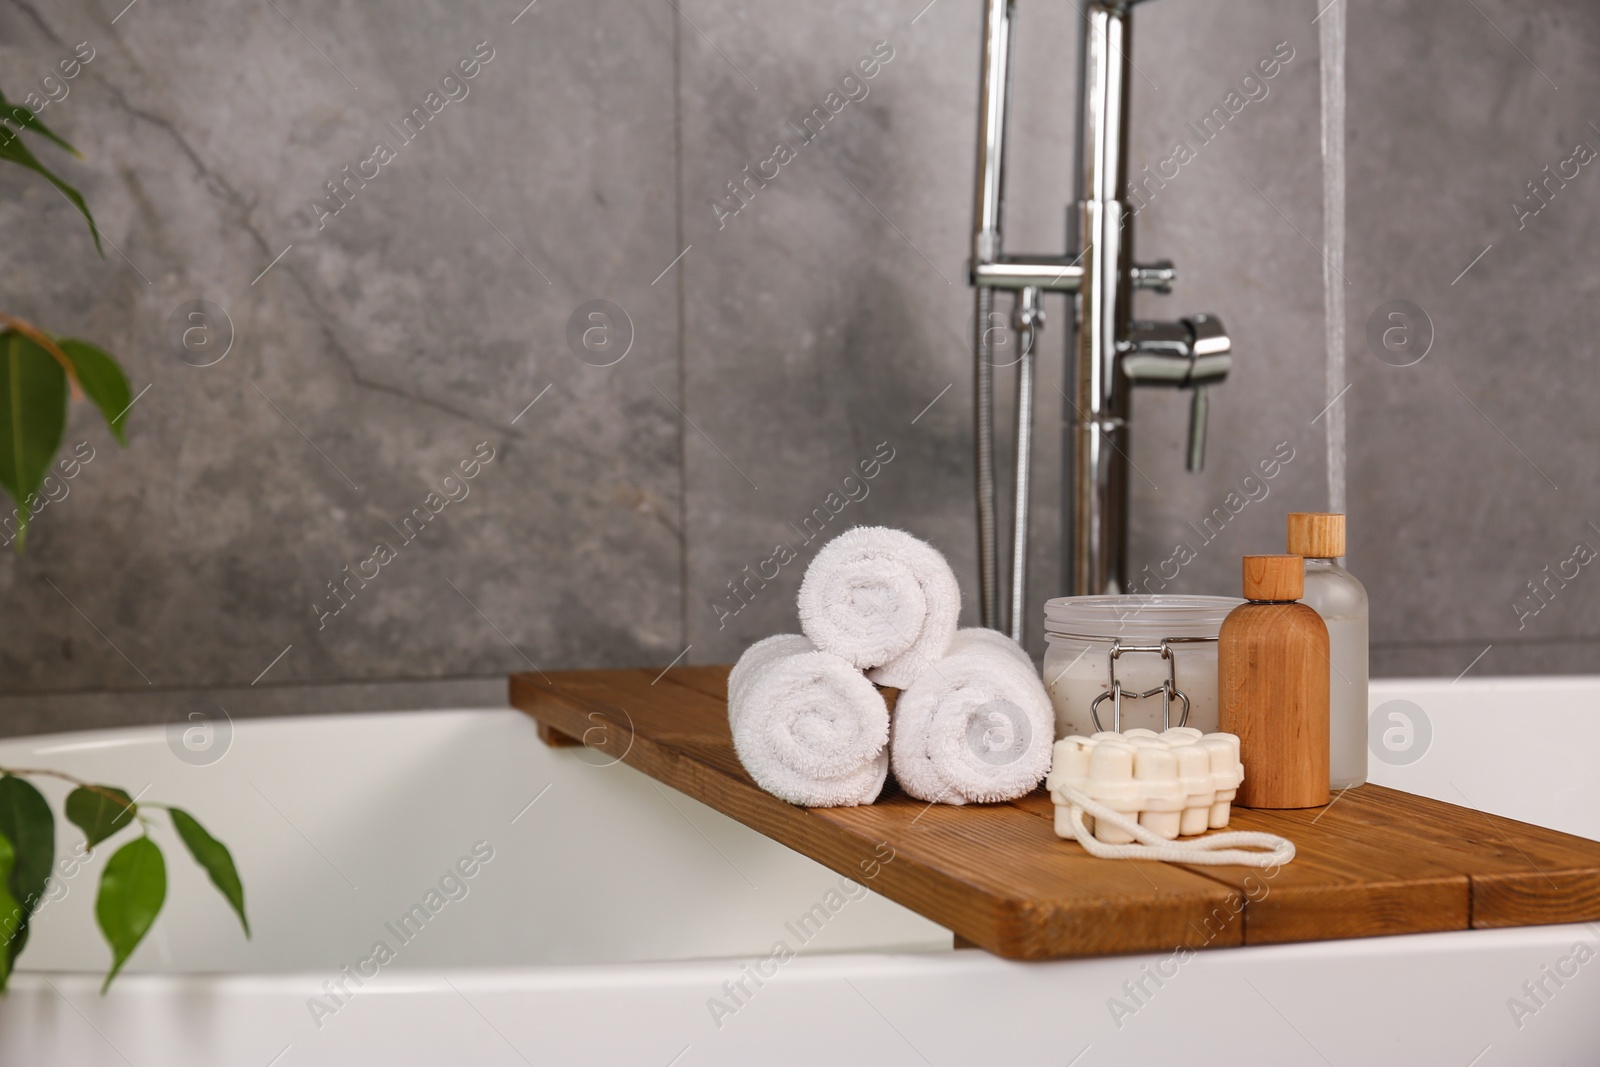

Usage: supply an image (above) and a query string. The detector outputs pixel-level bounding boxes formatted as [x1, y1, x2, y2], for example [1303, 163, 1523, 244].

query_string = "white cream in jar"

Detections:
[1042, 595, 1241, 739]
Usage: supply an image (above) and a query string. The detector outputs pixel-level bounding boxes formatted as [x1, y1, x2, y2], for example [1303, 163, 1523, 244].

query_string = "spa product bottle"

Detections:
[1218, 555, 1331, 809]
[1288, 513, 1369, 790]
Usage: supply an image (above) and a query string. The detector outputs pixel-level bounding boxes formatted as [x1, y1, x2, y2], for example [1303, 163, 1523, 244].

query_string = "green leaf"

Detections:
[0, 332, 69, 552]
[0, 775, 54, 971]
[95, 836, 166, 992]
[57, 340, 131, 446]
[170, 809, 248, 937]
[65, 786, 137, 848]
[0, 834, 22, 992]
[0, 91, 100, 255]
[0, 88, 81, 157]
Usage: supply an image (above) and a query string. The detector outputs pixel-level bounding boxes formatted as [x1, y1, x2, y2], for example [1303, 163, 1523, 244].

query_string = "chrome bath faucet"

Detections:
[968, 0, 1233, 643]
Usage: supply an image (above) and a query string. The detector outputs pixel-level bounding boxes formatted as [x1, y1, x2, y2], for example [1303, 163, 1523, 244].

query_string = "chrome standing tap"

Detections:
[968, 0, 1233, 643]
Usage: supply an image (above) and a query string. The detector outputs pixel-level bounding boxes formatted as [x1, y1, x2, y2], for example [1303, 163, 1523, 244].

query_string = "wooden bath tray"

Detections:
[510, 666, 1600, 960]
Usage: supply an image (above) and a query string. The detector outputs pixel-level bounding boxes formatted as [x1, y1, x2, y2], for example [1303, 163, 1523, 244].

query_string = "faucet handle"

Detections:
[1120, 314, 1230, 471]
[1131, 261, 1176, 293]
[1181, 314, 1230, 382]
[1120, 314, 1230, 385]
[1187, 387, 1209, 472]
[1180, 315, 1227, 472]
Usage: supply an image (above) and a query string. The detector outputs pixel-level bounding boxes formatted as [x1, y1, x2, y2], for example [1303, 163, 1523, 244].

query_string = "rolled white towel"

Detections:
[890, 628, 1054, 805]
[796, 526, 961, 689]
[728, 634, 890, 807]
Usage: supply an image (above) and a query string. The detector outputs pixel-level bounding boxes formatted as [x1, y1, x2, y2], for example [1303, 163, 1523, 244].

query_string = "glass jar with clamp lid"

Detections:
[1043, 595, 1242, 739]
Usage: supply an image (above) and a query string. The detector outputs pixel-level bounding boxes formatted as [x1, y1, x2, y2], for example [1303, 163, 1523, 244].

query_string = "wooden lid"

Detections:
[1287, 512, 1345, 558]
[1242, 555, 1303, 601]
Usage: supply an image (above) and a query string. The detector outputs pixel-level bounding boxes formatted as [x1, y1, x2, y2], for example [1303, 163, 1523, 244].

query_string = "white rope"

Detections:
[1056, 786, 1294, 868]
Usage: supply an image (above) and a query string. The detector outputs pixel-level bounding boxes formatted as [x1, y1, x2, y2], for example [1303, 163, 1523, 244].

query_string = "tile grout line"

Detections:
[672, 7, 691, 664]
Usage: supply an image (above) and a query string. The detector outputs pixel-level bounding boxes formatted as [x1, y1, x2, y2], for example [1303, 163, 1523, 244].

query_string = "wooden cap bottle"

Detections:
[1242, 554, 1304, 601]
[1287, 513, 1345, 559]
[1218, 555, 1331, 809]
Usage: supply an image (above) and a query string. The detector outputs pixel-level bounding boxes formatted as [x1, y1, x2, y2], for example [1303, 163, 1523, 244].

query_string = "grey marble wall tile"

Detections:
[1122, 2, 1331, 602]
[0, 676, 510, 740]
[677, 0, 1330, 664]
[0, 0, 683, 696]
[1348, 0, 1600, 675]
[1369, 639, 1596, 683]
[674, 0, 979, 662]
[5, 0, 1597, 730]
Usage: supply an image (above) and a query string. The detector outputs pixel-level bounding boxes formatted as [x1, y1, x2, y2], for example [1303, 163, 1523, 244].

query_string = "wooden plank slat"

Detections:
[512, 670, 1240, 959]
[1173, 803, 1468, 944]
[1006, 787, 1469, 944]
[654, 665, 732, 702]
[508, 667, 1600, 959]
[1309, 785, 1600, 929]
[820, 786, 1245, 958]
[536, 721, 581, 747]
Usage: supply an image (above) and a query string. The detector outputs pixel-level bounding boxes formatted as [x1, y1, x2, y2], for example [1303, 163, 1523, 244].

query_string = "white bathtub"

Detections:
[1, 675, 1597, 1065]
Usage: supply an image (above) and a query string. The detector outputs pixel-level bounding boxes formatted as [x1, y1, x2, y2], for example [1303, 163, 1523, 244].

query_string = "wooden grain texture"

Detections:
[512, 669, 1240, 959]
[536, 721, 581, 747]
[1310, 786, 1600, 930]
[1241, 554, 1305, 601]
[1219, 600, 1331, 809]
[1007, 783, 1465, 944]
[1287, 512, 1345, 558]
[1172, 804, 1466, 944]
[511, 667, 1600, 959]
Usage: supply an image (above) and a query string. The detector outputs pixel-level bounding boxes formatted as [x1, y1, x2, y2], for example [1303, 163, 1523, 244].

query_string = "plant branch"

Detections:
[0, 312, 79, 389]
[0, 767, 135, 812]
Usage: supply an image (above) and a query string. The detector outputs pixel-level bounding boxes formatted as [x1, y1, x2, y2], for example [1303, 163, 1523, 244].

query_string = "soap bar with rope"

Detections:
[1045, 727, 1291, 868]
[1047, 728, 1242, 841]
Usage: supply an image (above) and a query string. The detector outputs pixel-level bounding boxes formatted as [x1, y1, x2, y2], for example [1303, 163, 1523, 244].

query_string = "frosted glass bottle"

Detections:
[1288, 513, 1368, 789]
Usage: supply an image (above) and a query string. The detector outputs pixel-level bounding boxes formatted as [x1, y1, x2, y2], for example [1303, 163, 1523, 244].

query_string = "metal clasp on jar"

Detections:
[1088, 639, 1192, 733]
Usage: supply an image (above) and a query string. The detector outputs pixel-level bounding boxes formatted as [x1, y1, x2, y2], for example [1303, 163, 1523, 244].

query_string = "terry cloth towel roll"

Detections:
[796, 526, 961, 689]
[728, 634, 890, 807]
[890, 628, 1055, 805]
